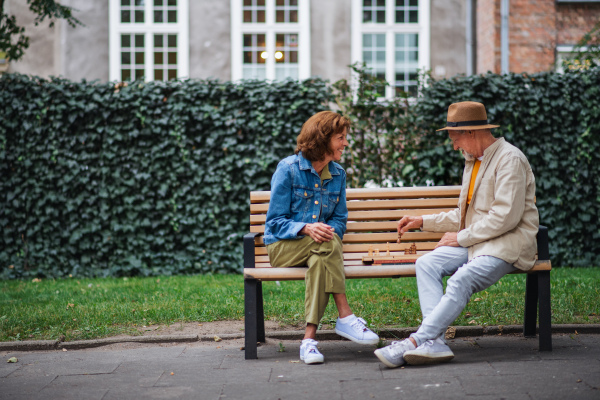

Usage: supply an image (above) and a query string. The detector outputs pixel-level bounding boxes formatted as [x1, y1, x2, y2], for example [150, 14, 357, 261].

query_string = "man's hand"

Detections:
[300, 223, 335, 243]
[397, 216, 423, 242]
[435, 232, 460, 248]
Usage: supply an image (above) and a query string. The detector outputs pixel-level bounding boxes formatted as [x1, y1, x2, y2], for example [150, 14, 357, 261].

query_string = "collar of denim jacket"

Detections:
[298, 151, 341, 177]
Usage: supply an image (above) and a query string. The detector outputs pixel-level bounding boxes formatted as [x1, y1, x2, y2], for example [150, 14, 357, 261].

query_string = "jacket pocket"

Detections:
[292, 188, 313, 212]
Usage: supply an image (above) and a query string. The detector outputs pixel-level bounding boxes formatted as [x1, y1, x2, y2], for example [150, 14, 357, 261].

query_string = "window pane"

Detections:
[243, 0, 266, 23]
[154, 11, 163, 22]
[155, 69, 164, 80]
[395, 33, 419, 96]
[135, 69, 145, 79]
[121, 10, 131, 23]
[135, 10, 144, 23]
[155, 0, 163, 5]
[168, 35, 177, 47]
[122, 69, 132, 81]
[276, 10, 284, 22]
[121, 35, 131, 47]
[396, 0, 419, 24]
[121, 52, 131, 64]
[409, 10, 418, 23]
[135, 52, 145, 64]
[168, 69, 177, 80]
[396, 11, 404, 23]
[168, 52, 177, 64]
[364, 0, 385, 24]
[168, 10, 177, 23]
[154, 34, 163, 47]
[135, 34, 144, 47]
[154, 52, 163, 64]
[363, 33, 386, 89]
[168, 0, 177, 5]
[275, 0, 299, 23]
[122, 0, 130, 6]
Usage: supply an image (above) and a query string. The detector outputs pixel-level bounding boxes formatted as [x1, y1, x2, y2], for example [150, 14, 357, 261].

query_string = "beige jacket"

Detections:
[422, 138, 539, 271]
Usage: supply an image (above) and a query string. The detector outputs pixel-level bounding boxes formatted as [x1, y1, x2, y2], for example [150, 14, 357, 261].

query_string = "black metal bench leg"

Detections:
[523, 272, 538, 338]
[538, 270, 552, 351]
[257, 281, 265, 343]
[244, 279, 259, 359]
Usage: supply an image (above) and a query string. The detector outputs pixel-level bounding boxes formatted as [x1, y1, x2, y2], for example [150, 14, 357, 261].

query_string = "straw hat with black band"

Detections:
[436, 101, 500, 131]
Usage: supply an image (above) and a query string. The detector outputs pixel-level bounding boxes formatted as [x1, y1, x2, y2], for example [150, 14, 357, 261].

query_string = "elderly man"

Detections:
[375, 101, 539, 368]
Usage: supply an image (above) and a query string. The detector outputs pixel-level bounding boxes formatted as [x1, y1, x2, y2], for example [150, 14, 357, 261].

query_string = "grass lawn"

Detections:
[1, 267, 598, 342]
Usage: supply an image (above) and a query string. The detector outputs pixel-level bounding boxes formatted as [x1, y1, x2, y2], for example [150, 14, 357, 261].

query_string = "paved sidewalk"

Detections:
[1, 331, 599, 400]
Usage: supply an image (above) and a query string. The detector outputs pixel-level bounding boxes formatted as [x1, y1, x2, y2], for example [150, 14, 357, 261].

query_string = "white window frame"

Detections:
[231, 0, 311, 81]
[351, 0, 430, 98]
[109, 0, 189, 82]
[556, 45, 597, 73]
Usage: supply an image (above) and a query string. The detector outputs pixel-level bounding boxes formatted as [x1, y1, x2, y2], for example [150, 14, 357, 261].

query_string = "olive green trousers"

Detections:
[266, 235, 346, 325]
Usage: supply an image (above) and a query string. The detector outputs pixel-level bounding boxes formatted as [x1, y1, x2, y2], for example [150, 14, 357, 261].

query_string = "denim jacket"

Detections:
[263, 152, 348, 245]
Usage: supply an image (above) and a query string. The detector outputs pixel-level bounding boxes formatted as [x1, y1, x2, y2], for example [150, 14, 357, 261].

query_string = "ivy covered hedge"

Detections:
[0, 74, 331, 278]
[404, 68, 600, 267]
[1, 68, 598, 278]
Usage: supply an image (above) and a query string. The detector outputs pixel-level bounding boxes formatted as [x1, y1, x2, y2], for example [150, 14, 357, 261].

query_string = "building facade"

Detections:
[3, 0, 598, 92]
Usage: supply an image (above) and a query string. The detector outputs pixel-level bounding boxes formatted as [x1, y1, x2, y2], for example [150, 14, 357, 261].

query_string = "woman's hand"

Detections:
[300, 223, 335, 243]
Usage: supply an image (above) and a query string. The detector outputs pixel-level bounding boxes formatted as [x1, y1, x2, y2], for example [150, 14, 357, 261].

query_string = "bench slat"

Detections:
[245, 260, 551, 281]
[250, 208, 454, 224]
[250, 186, 462, 203]
[250, 198, 460, 213]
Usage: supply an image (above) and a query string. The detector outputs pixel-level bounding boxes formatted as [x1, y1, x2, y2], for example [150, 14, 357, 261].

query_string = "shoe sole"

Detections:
[335, 329, 380, 345]
[300, 355, 324, 364]
[403, 352, 454, 365]
[374, 349, 404, 368]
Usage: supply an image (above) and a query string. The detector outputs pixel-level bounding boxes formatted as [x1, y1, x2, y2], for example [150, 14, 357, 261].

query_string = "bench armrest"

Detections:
[244, 232, 261, 269]
[537, 225, 550, 260]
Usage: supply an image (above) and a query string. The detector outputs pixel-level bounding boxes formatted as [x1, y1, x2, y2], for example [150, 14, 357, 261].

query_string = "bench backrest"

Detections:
[249, 186, 462, 268]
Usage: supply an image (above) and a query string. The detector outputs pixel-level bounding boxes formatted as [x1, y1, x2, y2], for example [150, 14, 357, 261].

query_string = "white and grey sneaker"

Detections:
[403, 336, 454, 365]
[373, 338, 416, 368]
[299, 339, 324, 364]
[335, 316, 380, 345]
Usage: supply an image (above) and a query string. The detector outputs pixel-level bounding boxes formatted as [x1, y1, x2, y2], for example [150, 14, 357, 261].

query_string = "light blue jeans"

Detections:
[410, 246, 516, 346]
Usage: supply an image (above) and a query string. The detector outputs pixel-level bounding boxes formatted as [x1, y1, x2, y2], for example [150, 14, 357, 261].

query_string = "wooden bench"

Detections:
[244, 186, 552, 359]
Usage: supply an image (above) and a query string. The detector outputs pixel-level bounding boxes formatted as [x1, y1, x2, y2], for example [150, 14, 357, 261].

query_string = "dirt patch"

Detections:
[122, 320, 302, 338]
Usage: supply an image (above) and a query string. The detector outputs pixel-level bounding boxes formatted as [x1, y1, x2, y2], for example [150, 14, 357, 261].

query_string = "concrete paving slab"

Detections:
[104, 385, 211, 400]
[221, 381, 344, 400]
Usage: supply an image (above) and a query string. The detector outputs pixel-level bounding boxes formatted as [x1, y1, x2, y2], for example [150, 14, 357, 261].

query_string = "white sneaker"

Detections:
[403, 336, 454, 365]
[373, 338, 416, 368]
[335, 316, 380, 345]
[299, 339, 324, 364]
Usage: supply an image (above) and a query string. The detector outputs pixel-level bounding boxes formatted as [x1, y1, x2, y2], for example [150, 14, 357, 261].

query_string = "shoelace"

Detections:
[387, 340, 410, 356]
[350, 317, 369, 332]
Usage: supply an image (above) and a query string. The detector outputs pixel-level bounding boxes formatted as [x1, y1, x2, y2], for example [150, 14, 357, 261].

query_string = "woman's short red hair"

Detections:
[295, 111, 350, 162]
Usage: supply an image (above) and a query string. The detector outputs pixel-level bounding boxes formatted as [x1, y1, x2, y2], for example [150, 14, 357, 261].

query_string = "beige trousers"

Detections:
[266, 235, 346, 325]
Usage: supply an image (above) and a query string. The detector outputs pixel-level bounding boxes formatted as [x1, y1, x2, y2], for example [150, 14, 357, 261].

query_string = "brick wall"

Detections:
[476, 0, 600, 74]
[508, 0, 556, 73]
[557, 3, 600, 45]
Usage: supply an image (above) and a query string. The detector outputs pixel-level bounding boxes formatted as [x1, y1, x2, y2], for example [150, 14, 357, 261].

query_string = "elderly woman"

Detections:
[264, 111, 379, 365]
